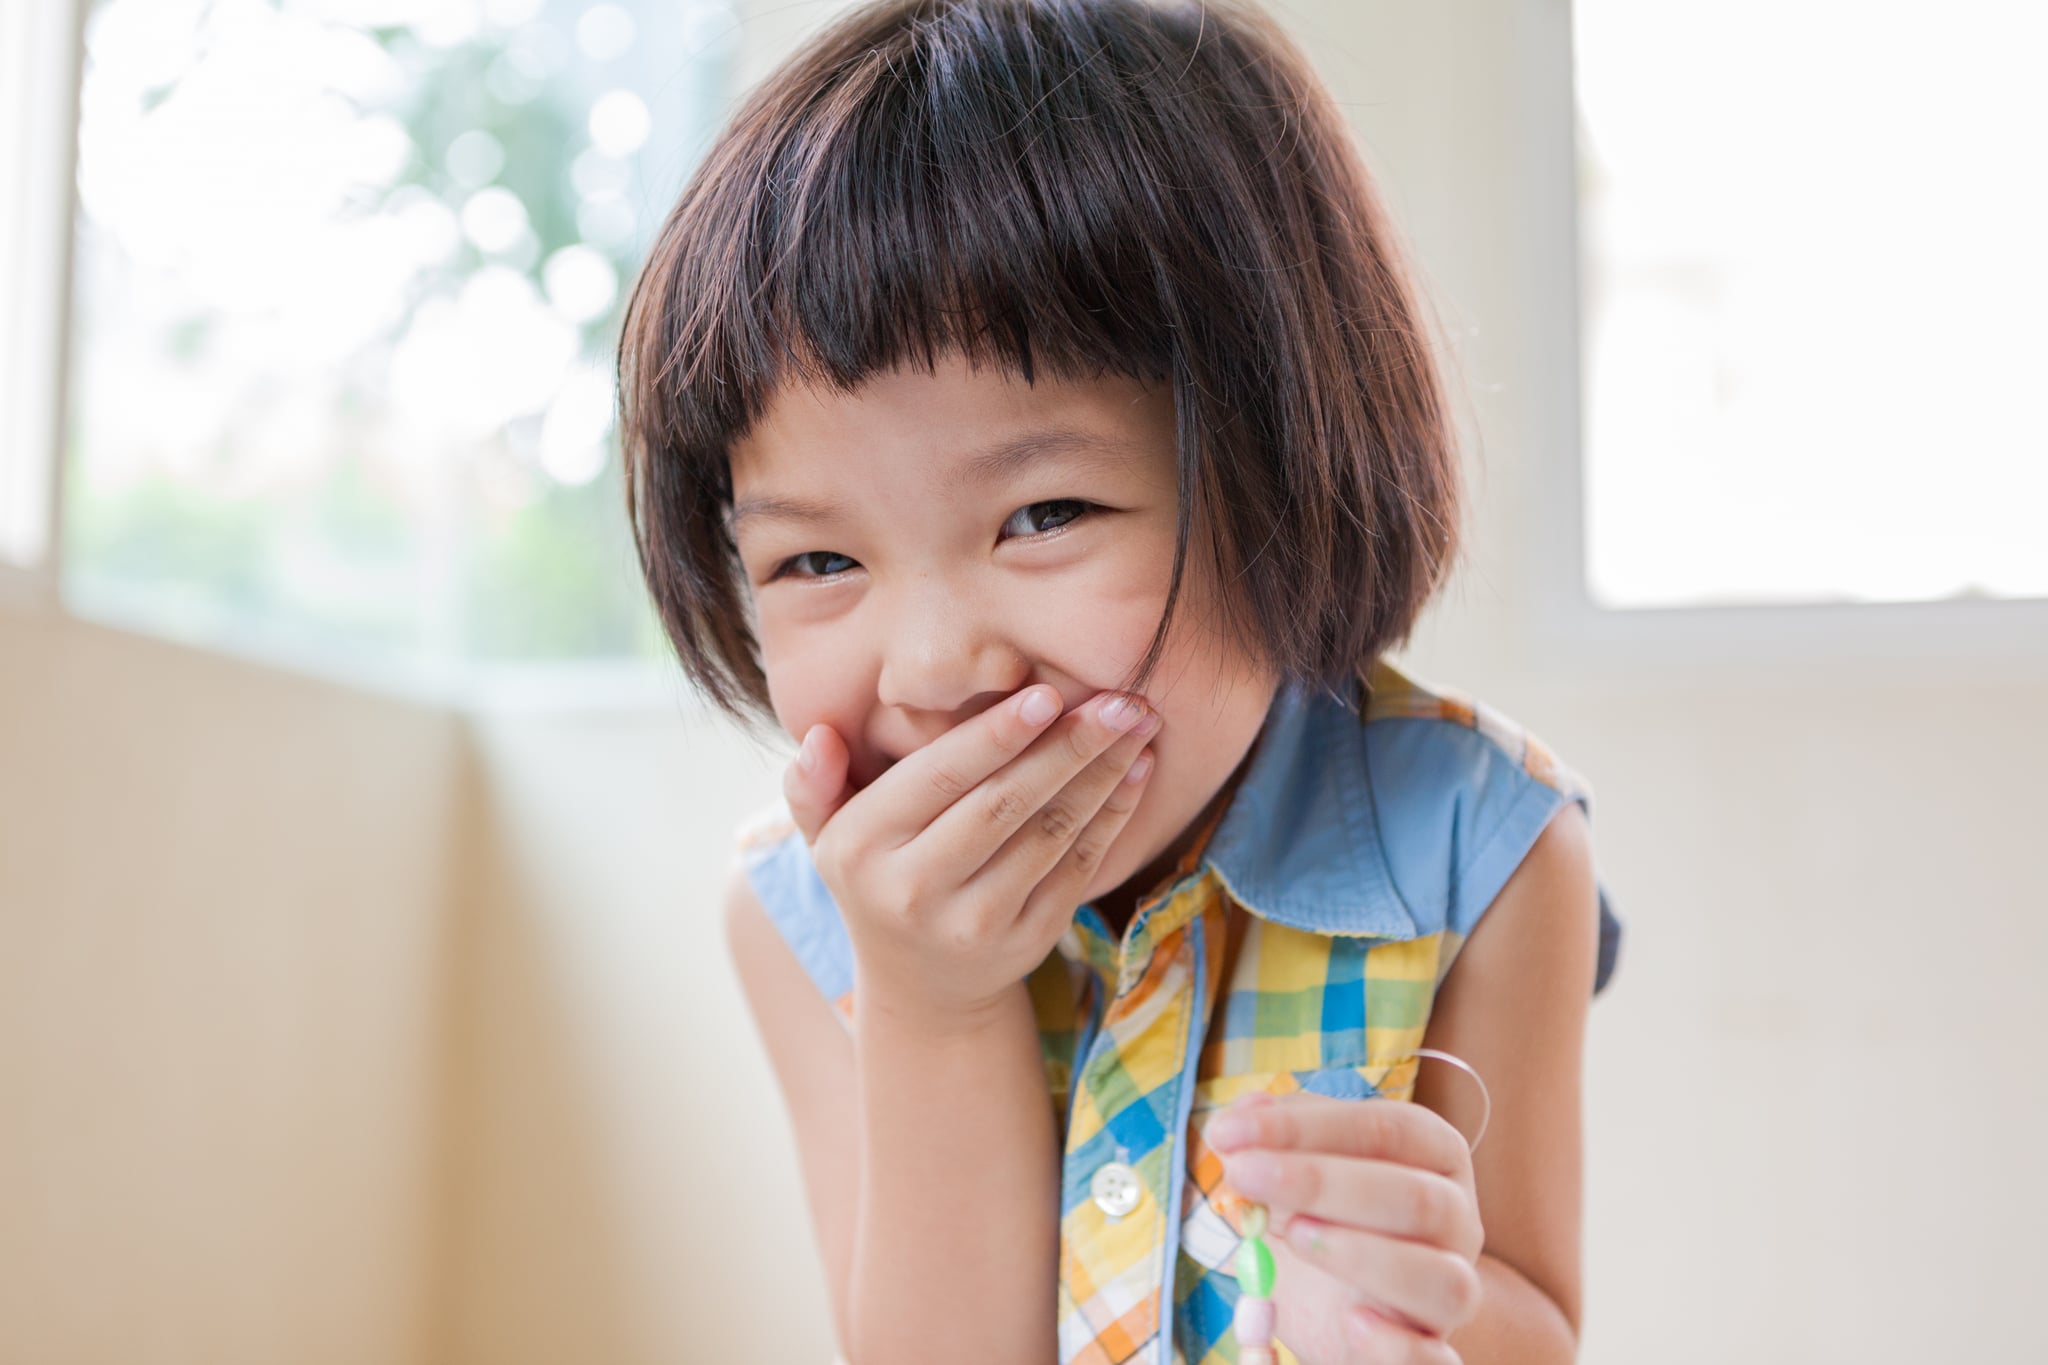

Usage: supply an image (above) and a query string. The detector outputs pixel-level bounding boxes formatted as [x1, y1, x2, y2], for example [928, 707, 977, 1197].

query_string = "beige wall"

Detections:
[437, 699, 795, 1364]
[0, 610, 463, 1365]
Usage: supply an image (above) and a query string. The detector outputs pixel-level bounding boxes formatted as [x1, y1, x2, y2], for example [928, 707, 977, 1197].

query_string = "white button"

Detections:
[1090, 1161, 1143, 1217]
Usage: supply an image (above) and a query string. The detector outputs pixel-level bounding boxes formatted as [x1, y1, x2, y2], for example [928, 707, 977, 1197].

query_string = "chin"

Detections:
[1080, 813, 1151, 901]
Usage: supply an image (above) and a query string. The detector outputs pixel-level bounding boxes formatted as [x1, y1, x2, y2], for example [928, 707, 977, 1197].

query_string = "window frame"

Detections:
[0, 0, 84, 619]
[1530, 0, 2048, 681]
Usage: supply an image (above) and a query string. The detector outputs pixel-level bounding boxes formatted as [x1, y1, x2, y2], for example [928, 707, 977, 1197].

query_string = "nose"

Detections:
[872, 573, 1030, 717]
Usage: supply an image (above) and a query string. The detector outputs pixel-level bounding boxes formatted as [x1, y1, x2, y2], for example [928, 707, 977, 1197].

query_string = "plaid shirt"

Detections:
[735, 660, 1621, 1364]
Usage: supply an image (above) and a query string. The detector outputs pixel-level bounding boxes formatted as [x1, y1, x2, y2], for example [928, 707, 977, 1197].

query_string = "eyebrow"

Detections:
[727, 426, 1136, 532]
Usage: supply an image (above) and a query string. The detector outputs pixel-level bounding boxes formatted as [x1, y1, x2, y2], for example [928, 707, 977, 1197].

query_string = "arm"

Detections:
[1421, 800, 1600, 1362]
[735, 685, 1157, 1361]
[849, 976, 1059, 1363]
[1202, 802, 1602, 1362]
[723, 867, 1059, 1365]
[724, 869, 860, 1349]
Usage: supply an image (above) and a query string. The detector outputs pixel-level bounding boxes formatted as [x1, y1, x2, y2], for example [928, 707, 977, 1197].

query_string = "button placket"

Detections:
[1055, 892, 1218, 1364]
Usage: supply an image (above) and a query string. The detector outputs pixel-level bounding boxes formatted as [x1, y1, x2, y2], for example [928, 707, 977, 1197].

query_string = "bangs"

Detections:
[634, 0, 1264, 454]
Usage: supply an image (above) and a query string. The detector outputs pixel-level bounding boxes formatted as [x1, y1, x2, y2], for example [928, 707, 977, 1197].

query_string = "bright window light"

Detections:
[1573, 2, 2048, 609]
[61, 0, 740, 673]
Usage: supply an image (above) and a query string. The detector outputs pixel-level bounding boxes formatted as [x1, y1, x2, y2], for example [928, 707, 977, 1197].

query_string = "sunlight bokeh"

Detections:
[63, 0, 739, 667]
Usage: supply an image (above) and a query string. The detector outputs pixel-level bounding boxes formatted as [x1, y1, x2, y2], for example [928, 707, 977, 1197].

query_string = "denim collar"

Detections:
[1198, 673, 1419, 941]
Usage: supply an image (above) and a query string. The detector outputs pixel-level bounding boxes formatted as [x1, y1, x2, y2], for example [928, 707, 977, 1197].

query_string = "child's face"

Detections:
[728, 349, 1280, 912]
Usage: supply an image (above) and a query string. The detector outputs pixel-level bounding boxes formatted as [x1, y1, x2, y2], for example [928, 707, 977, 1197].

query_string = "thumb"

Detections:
[783, 722, 850, 845]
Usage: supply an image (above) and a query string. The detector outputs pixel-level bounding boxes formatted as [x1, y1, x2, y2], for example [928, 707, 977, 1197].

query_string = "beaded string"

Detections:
[1228, 1048, 1492, 1362]
[1231, 1202, 1281, 1364]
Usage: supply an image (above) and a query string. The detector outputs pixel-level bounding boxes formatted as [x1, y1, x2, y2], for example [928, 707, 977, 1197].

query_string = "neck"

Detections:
[1089, 727, 1264, 941]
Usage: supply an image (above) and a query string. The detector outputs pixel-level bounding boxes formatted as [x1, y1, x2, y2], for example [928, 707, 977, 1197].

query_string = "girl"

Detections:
[616, 2, 1622, 1362]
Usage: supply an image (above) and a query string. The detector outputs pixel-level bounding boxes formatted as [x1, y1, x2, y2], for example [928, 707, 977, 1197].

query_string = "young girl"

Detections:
[616, 2, 1622, 1362]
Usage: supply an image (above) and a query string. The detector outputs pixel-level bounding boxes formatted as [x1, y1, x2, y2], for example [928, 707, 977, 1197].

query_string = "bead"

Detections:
[1235, 1233, 1276, 1297]
[1241, 1203, 1267, 1239]
[1234, 1293, 1277, 1345]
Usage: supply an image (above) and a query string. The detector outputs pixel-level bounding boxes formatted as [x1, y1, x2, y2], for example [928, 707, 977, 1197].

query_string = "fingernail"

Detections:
[1123, 752, 1154, 784]
[1101, 695, 1143, 730]
[1206, 1112, 1252, 1149]
[1286, 1217, 1324, 1254]
[1134, 709, 1162, 738]
[1019, 687, 1060, 726]
[797, 727, 820, 773]
[1226, 1150, 1277, 1193]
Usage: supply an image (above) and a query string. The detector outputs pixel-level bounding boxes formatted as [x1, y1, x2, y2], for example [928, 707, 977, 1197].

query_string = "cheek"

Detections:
[757, 617, 865, 746]
[1071, 543, 1252, 711]
[1046, 599, 1172, 686]
[1028, 530, 1182, 684]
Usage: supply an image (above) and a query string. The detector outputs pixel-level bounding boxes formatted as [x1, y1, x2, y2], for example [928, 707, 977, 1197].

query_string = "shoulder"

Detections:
[722, 848, 856, 1056]
[729, 799, 856, 1028]
[1359, 660, 1596, 936]
[1361, 660, 1592, 803]
[721, 855, 808, 1017]
[1205, 659, 1620, 991]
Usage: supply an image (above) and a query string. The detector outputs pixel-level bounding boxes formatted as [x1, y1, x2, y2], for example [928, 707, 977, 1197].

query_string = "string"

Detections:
[1400, 1047, 1492, 1155]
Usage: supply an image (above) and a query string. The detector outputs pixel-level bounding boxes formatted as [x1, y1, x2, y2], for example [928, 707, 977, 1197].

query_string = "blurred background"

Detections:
[2, 1, 2043, 1361]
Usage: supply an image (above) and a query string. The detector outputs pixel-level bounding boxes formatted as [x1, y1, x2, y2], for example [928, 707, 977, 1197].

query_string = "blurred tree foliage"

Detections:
[66, 1, 684, 676]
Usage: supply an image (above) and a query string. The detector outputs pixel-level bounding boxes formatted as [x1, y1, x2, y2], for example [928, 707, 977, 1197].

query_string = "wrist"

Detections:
[854, 974, 1036, 1044]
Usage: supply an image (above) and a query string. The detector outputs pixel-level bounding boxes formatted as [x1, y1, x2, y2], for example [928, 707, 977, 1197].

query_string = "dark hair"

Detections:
[618, 0, 1463, 738]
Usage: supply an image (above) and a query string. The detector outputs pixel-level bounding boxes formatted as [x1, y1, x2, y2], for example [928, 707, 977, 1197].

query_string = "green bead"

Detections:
[1236, 1234, 1276, 1297]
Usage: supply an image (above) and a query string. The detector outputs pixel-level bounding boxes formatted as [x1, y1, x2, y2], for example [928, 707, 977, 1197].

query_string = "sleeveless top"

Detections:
[732, 659, 1623, 1365]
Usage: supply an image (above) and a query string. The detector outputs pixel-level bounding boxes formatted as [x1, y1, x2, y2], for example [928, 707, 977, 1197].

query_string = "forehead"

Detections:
[726, 353, 1175, 513]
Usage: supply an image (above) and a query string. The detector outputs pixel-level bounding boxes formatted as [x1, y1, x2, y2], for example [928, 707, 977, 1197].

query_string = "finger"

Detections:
[1008, 726, 1157, 939]
[1221, 1149, 1481, 1258]
[916, 690, 1156, 881]
[1279, 1217, 1482, 1341]
[972, 718, 1154, 906]
[856, 683, 1073, 847]
[1208, 1090, 1472, 1184]
[783, 723, 852, 846]
[1342, 1301, 1465, 1365]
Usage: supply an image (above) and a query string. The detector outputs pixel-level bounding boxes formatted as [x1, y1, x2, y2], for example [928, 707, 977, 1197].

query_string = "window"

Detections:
[1573, 2, 2047, 610]
[58, 0, 739, 681]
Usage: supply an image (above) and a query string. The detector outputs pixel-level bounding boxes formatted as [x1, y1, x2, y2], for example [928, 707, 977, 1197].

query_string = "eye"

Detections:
[1002, 499, 1093, 539]
[770, 549, 860, 581]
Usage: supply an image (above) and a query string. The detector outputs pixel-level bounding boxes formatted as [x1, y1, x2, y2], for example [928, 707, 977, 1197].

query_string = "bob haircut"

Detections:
[618, 0, 1465, 738]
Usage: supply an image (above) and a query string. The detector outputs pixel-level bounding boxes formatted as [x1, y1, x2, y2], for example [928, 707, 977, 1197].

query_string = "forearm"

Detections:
[846, 981, 1058, 1364]
[1445, 1252, 1578, 1365]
